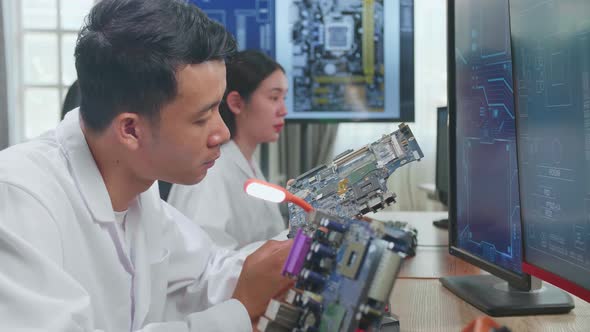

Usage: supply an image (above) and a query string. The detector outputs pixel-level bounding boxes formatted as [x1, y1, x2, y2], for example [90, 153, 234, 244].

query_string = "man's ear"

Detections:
[113, 112, 142, 150]
[225, 91, 244, 115]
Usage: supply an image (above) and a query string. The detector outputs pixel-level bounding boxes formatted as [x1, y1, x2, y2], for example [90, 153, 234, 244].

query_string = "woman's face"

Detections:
[238, 69, 288, 144]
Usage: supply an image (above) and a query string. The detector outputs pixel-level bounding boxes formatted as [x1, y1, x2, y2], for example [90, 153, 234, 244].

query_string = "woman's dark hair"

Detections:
[74, 0, 236, 132]
[220, 50, 284, 137]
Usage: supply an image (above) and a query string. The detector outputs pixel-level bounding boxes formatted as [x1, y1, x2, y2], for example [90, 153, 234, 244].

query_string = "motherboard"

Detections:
[257, 210, 414, 332]
[287, 123, 424, 237]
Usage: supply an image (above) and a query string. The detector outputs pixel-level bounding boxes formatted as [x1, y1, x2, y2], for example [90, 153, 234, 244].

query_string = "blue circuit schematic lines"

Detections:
[454, 0, 523, 274]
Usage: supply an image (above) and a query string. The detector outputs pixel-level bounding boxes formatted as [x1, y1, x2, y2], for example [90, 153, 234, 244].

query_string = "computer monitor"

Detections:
[436, 106, 449, 207]
[442, 0, 573, 316]
[433, 106, 450, 229]
[510, 0, 590, 303]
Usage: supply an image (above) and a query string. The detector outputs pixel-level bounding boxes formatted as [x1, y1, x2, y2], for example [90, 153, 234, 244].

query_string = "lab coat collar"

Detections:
[223, 140, 258, 179]
[223, 140, 282, 223]
[55, 109, 115, 223]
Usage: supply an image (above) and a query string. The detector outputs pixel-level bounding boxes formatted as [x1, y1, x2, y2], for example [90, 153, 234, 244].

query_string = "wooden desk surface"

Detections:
[370, 211, 480, 278]
[369, 211, 590, 332]
[390, 279, 590, 332]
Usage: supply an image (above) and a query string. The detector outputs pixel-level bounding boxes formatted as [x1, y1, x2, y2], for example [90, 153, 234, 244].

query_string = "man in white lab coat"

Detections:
[0, 0, 292, 331]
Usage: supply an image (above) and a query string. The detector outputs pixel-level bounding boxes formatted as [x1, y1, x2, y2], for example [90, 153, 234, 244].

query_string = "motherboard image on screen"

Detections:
[453, 0, 522, 275]
[189, 0, 275, 56]
[290, 0, 384, 114]
[277, 0, 413, 121]
[510, 0, 590, 291]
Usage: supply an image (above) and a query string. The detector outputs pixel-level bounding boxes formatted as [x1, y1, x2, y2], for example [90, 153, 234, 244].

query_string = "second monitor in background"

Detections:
[434, 106, 450, 228]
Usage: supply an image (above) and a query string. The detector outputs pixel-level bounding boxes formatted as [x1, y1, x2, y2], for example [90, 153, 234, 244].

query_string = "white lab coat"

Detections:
[0, 110, 252, 331]
[168, 140, 286, 249]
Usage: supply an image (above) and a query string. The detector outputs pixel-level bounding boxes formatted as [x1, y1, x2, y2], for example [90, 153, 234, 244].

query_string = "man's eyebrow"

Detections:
[195, 100, 222, 114]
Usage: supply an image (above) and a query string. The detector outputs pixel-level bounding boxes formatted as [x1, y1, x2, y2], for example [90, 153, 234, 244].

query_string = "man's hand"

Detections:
[232, 239, 295, 321]
[286, 179, 295, 189]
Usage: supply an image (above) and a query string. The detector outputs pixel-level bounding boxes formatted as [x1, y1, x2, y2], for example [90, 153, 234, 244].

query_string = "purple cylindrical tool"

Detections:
[282, 229, 312, 277]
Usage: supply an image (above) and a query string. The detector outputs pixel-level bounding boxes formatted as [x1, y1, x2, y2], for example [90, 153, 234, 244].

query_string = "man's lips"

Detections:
[204, 161, 215, 168]
[204, 152, 220, 168]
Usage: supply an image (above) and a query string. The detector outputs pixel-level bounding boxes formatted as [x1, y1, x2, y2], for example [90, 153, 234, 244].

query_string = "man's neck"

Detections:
[83, 128, 152, 212]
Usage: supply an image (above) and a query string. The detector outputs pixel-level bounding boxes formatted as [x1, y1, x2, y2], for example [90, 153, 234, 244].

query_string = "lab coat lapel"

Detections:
[128, 201, 151, 329]
[224, 140, 255, 179]
[132, 186, 169, 328]
[225, 141, 283, 226]
[251, 159, 283, 223]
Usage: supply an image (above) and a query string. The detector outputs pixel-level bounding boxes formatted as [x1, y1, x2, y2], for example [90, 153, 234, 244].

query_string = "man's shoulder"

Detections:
[0, 134, 71, 201]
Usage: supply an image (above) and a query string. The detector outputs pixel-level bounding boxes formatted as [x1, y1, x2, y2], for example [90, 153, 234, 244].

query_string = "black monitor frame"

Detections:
[446, 0, 532, 291]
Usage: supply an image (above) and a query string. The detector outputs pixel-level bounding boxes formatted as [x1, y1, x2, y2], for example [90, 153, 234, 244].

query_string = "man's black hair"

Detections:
[220, 50, 284, 138]
[74, 0, 237, 132]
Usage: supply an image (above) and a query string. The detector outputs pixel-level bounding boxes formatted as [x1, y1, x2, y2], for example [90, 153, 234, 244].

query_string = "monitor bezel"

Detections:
[447, 0, 532, 291]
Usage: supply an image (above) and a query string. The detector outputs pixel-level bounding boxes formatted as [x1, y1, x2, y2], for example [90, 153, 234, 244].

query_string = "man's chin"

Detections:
[187, 171, 208, 185]
[167, 170, 207, 186]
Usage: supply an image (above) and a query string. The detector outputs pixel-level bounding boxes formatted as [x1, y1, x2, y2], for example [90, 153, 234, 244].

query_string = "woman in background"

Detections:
[167, 50, 288, 249]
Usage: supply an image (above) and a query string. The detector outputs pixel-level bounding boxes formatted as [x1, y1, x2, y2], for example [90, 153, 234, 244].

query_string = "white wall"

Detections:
[332, 0, 448, 211]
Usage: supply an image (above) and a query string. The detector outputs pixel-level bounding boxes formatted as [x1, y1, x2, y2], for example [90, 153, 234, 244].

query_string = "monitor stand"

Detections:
[432, 218, 449, 229]
[440, 274, 574, 316]
[379, 312, 400, 332]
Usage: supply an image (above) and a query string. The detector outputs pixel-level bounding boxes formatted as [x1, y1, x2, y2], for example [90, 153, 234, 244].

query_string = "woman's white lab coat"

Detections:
[168, 140, 286, 249]
[0, 110, 252, 331]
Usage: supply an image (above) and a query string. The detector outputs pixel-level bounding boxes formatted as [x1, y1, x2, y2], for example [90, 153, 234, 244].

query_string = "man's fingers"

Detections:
[273, 279, 296, 298]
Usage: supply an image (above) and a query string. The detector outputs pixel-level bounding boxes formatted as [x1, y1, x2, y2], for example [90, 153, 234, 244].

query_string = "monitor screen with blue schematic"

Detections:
[188, 0, 276, 57]
[449, 0, 523, 278]
[510, 0, 590, 303]
[443, 0, 573, 316]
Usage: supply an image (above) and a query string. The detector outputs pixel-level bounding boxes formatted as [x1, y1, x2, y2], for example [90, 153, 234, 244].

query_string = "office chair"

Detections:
[61, 80, 81, 120]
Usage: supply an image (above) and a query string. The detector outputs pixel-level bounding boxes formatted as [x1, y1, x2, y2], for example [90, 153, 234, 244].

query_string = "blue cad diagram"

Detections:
[189, 0, 275, 56]
[454, 0, 522, 274]
[511, 0, 590, 290]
